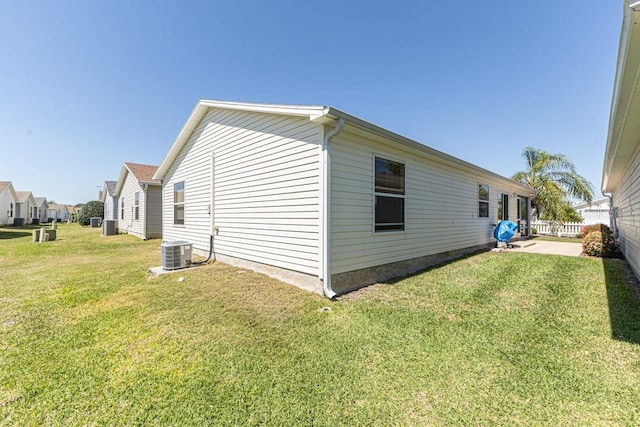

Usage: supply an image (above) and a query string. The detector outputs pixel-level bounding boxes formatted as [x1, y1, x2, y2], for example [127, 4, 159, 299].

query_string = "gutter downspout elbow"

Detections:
[322, 118, 345, 299]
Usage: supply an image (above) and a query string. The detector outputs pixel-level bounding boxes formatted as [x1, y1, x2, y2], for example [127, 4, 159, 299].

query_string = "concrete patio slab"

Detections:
[508, 240, 583, 257]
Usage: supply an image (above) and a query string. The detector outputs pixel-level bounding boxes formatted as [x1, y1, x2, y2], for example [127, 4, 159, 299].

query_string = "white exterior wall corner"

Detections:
[160, 107, 323, 277]
[328, 129, 531, 278]
[118, 171, 145, 238]
[0, 188, 16, 225]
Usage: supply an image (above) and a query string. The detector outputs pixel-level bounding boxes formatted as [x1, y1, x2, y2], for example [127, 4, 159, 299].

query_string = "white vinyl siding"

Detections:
[117, 172, 162, 239]
[0, 188, 15, 225]
[330, 131, 527, 275]
[611, 145, 640, 278]
[104, 196, 118, 220]
[162, 108, 322, 276]
[118, 173, 142, 237]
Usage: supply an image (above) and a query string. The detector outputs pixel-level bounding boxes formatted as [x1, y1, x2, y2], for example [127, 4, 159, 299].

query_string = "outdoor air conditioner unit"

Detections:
[103, 219, 117, 236]
[161, 241, 192, 270]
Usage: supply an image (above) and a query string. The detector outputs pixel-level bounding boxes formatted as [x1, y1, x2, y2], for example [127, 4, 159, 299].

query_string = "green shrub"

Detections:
[78, 200, 104, 226]
[582, 230, 621, 258]
[531, 227, 537, 235]
[580, 223, 609, 238]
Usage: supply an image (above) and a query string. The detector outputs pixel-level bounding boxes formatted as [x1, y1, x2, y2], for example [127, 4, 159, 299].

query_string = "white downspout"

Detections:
[322, 118, 345, 299]
[142, 184, 148, 240]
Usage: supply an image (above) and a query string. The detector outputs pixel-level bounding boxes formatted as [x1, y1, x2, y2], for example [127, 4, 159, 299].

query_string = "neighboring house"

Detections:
[0, 181, 18, 225]
[67, 205, 78, 222]
[114, 162, 162, 239]
[100, 180, 118, 221]
[573, 197, 610, 225]
[603, 0, 640, 279]
[47, 203, 69, 222]
[154, 99, 532, 297]
[15, 191, 36, 226]
[33, 197, 49, 223]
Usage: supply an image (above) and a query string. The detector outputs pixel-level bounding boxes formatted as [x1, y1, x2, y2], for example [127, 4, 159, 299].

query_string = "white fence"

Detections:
[530, 221, 585, 237]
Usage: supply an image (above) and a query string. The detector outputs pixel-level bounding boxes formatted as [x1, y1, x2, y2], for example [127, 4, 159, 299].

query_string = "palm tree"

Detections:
[512, 147, 594, 221]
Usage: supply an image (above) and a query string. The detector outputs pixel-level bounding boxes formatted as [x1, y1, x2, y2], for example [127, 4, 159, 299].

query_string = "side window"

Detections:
[478, 184, 489, 218]
[134, 192, 140, 221]
[374, 157, 405, 232]
[121, 198, 125, 220]
[174, 182, 185, 225]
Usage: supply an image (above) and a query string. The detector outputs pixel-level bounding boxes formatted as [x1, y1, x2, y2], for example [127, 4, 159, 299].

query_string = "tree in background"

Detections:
[541, 201, 583, 223]
[512, 146, 594, 221]
[78, 201, 104, 226]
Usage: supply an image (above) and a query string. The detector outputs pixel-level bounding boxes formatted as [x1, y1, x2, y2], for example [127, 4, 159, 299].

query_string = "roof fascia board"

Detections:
[314, 108, 533, 194]
[603, 1, 640, 192]
[114, 164, 129, 197]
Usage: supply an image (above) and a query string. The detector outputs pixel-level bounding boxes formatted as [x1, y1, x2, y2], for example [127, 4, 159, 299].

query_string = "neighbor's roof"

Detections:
[105, 181, 117, 196]
[153, 99, 532, 193]
[34, 197, 48, 205]
[15, 191, 35, 203]
[114, 162, 160, 196]
[0, 181, 18, 200]
[48, 203, 66, 210]
[573, 197, 610, 210]
[603, 1, 640, 193]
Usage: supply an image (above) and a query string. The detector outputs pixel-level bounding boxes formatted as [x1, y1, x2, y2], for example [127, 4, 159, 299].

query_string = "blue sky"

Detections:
[0, 1, 622, 204]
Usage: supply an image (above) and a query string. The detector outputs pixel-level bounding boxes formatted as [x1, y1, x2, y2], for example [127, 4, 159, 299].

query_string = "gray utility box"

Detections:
[103, 219, 117, 236]
[161, 241, 193, 270]
[90, 217, 101, 228]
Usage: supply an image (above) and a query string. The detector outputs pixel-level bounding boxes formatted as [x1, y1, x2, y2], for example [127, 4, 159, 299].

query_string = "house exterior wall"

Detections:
[161, 108, 322, 276]
[104, 196, 118, 221]
[610, 145, 640, 278]
[15, 200, 33, 223]
[575, 200, 610, 225]
[145, 185, 162, 238]
[118, 172, 145, 238]
[0, 189, 15, 225]
[329, 130, 529, 285]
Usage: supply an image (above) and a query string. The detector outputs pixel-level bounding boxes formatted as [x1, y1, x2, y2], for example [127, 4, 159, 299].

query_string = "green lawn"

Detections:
[1, 224, 640, 425]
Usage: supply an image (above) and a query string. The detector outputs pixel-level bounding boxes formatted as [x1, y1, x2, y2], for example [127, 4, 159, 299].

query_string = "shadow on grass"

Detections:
[0, 229, 31, 239]
[603, 258, 640, 344]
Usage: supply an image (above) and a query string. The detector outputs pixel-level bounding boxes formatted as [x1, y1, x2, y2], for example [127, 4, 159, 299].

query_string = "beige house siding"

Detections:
[161, 108, 322, 276]
[611, 145, 640, 278]
[146, 185, 163, 238]
[329, 130, 528, 275]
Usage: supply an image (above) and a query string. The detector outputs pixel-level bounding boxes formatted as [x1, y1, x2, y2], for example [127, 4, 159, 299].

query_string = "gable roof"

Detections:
[603, 1, 640, 193]
[105, 181, 117, 196]
[0, 181, 18, 200]
[114, 162, 160, 197]
[153, 99, 532, 194]
[15, 191, 36, 204]
[48, 203, 66, 211]
[34, 197, 48, 206]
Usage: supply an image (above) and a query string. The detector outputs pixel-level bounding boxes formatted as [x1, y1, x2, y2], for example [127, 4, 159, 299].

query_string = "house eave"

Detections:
[603, 1, 640, 193]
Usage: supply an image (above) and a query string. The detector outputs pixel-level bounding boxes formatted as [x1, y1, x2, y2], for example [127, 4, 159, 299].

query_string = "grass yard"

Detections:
[1, 224, 640, 425]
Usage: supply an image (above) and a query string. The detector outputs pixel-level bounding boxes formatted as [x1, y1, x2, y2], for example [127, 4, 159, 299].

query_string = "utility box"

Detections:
[161, 241, 192, 270]
[90, 217, 101, 228]
[103, 219, 117, 236]
[32, 229, 56, 242]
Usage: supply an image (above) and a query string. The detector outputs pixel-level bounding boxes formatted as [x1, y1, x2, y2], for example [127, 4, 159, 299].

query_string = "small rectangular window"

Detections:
[174, 181, 185, 225]
[479, 184, 489, 218]
[120, 197, 125, 220]
[134, 192, 140, 221]
[375, 157, 405, 232]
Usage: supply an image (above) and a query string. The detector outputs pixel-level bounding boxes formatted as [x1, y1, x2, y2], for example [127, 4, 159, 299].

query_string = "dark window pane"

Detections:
[479, 201, 489, 218]
[375, 158, 405, 195]
[174, 205, 184, 225]
[375, 196, 404, 231]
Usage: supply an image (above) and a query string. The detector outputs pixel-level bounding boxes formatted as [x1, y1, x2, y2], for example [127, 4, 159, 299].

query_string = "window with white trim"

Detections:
[9, 203, 13, 217]
[121, 197, 125, 220]
[174, 181, 184, 225]
[134, 192, 140, 221]
[375, 157, 405, 232]
[479, 184, 489, 218]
